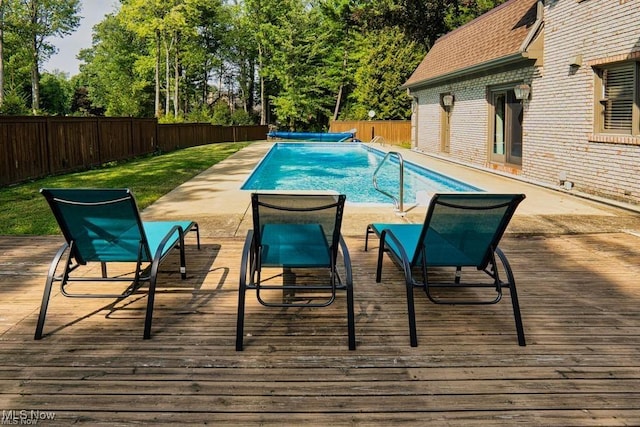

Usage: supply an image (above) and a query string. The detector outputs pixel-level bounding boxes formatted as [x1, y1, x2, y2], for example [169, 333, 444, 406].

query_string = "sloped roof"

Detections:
[404, 0, 539, 88]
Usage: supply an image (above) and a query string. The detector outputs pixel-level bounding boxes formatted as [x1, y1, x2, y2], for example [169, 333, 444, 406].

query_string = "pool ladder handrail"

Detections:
[372, 151, 404, 213]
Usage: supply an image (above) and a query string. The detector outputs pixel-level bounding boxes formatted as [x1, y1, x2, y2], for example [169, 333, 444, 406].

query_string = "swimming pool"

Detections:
[241, 143, 481, 204]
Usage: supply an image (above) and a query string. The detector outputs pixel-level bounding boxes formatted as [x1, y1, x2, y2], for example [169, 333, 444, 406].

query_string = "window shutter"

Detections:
[602, 65, 634, 132]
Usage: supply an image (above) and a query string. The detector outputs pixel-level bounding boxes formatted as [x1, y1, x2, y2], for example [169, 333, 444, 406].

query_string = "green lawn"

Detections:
[0, 142, 251, 235]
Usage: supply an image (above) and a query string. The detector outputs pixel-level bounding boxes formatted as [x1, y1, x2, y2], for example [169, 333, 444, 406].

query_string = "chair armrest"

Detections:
[239, 230, 255, 289]
[338, 235, 353, 285]
[380, 228, 414, 287]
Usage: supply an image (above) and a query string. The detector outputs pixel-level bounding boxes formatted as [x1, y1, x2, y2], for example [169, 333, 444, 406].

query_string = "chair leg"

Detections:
[364, 225, 373, 252]
[236, 231, 254, 351]
[236, 277, 247, 351]
[347, 284, 356, 350]
[405, 277, 418, 347]
[495, 248, 526, 346]
[340, 237, 356, 350]
[375, 242, 385, 282]
[34, 243, 69, 340]
[144, 254, 163, 339]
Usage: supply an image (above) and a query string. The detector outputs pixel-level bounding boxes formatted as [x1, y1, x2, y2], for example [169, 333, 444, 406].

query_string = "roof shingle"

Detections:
[404, 0, 539, 88]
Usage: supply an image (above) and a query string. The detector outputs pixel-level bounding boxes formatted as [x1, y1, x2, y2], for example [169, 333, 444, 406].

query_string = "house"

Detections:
[404, 0, 640, 206]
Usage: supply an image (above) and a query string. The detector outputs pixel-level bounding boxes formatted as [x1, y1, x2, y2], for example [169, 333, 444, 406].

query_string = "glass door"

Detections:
[490, 88, 523, 166]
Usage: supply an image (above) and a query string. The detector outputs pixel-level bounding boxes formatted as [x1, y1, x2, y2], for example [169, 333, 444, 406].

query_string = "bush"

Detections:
[0, 87, 30, 115]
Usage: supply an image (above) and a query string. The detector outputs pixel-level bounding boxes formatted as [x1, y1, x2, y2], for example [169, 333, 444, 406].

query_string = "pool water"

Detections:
[241, 143, 481, 204]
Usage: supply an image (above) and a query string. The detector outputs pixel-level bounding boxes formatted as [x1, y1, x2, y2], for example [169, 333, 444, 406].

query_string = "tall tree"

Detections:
[0, 0, 5, 107]
[77, 13, 153, 116]
[10, 0, 79, 113]
[120, 0, 172, 117]
[241, 0, 296, 125]
[344, 27, 424, 120]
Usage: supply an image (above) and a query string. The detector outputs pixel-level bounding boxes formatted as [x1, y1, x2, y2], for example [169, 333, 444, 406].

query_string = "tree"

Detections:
[0, 0, 5, 107]
[78, 13, 154, 116]
[39, 69, 72, 114]
[445, 0, 508, 30]
[9, 0, 80, 113]
[241, 0, 297, 125]
[343, 27, 424, 120]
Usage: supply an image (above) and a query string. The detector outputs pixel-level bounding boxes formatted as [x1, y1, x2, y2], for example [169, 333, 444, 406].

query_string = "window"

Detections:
[595, 62, 640, 135]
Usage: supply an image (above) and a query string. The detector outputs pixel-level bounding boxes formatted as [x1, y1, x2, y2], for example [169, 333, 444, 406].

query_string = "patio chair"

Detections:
[364, 193, 526, 347]
[35, 188, 200, 340]
[236, 192, 356, 350]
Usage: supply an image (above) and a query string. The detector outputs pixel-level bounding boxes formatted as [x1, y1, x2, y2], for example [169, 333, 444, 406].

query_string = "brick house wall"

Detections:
[410, 0, 640, 205]
[526, 0, 640, 203]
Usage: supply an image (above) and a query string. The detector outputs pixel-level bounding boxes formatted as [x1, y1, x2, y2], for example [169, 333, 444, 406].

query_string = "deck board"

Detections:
[0, 233, 639, 425]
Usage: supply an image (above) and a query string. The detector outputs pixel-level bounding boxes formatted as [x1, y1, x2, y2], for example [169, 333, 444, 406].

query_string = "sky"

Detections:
[43, 1, 119, 76]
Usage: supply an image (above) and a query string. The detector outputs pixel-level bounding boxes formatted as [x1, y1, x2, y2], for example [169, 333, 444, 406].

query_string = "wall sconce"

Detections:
[442, 94, 454, 107]
[514, 83, 531, 101]
[569, 54, 582, 68]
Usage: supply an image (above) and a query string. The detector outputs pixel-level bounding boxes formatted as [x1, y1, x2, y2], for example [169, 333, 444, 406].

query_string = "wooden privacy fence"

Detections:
[0, 116, 267, 186]
[329, 120, 411, 144]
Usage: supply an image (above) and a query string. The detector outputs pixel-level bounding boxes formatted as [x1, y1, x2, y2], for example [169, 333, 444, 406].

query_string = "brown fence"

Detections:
[0, 116, 267, 186]
[329, 120, 411, 144]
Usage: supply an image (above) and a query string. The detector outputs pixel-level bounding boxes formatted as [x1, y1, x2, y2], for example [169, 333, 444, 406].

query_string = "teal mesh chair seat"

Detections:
[35, 188, 200, 340]
[236, 192, 356, 350]
[260, 223, 331, 267]
[365, 193, 526, 347]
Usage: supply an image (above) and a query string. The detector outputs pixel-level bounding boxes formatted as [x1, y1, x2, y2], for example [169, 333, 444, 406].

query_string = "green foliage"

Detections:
[5, 0, 81, 111]
[445, 0, 508, 30]
[39, 71, 73, 115]
[2, 0, 500, 126]
[0, 85, 30, 115]
[0, 142, 250, 235]
[231, 109, 256, 125]
[211, 100, 232, 125]
[77, 14, 153, 117]
[342, 28, 425, 120]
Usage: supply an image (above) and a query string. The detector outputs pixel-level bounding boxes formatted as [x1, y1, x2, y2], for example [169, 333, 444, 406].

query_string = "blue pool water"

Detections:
[241, 143, 481, 204]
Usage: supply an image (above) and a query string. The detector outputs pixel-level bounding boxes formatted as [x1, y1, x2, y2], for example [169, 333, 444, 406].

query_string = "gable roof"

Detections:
[404, 0, 541, 89]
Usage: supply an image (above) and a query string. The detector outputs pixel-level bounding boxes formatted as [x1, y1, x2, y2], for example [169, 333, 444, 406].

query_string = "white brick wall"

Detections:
[412, 0, 640, 205]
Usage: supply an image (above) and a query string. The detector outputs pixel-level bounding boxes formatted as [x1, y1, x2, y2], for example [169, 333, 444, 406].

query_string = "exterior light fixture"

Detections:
[442, 94, 454, 107]
[368, 110, 376, 119]
[514, 83, 531, 100]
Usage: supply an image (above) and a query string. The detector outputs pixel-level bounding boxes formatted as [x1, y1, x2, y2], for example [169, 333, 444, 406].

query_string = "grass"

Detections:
[0, 142, 251, 235]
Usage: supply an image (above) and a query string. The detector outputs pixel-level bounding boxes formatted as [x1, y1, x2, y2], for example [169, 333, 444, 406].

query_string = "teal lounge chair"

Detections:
[365, 193, 526, 347]
[236, 192, 355, 350]
[35, 188, 200, 340]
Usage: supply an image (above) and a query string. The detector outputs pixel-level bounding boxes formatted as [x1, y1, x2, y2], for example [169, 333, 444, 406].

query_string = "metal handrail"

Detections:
[372, 151, 404, 213]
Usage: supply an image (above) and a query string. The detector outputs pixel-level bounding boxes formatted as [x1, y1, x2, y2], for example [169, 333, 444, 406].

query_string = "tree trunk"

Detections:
[173, 32, 179, 118]
[333, 48, 348, 121]
[30, 0, 40, 113]
[258, 45, 266, 125]
[164, 39, 170, 116]
[0, 0, 4, 107]
[155, 31, 161, 117]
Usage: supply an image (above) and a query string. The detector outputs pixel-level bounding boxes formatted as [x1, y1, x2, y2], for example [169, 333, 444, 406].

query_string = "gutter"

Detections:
[403, 53, 527, 90]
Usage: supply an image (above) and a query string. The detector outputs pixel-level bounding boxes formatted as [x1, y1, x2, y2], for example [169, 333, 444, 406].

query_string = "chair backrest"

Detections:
[414, 193, 525, 268]
[41, 188, 151, 264]
[251, 192, 346, 262]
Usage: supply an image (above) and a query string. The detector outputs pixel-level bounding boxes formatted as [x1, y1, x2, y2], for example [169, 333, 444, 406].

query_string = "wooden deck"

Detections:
[1, 232, 640, 425]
